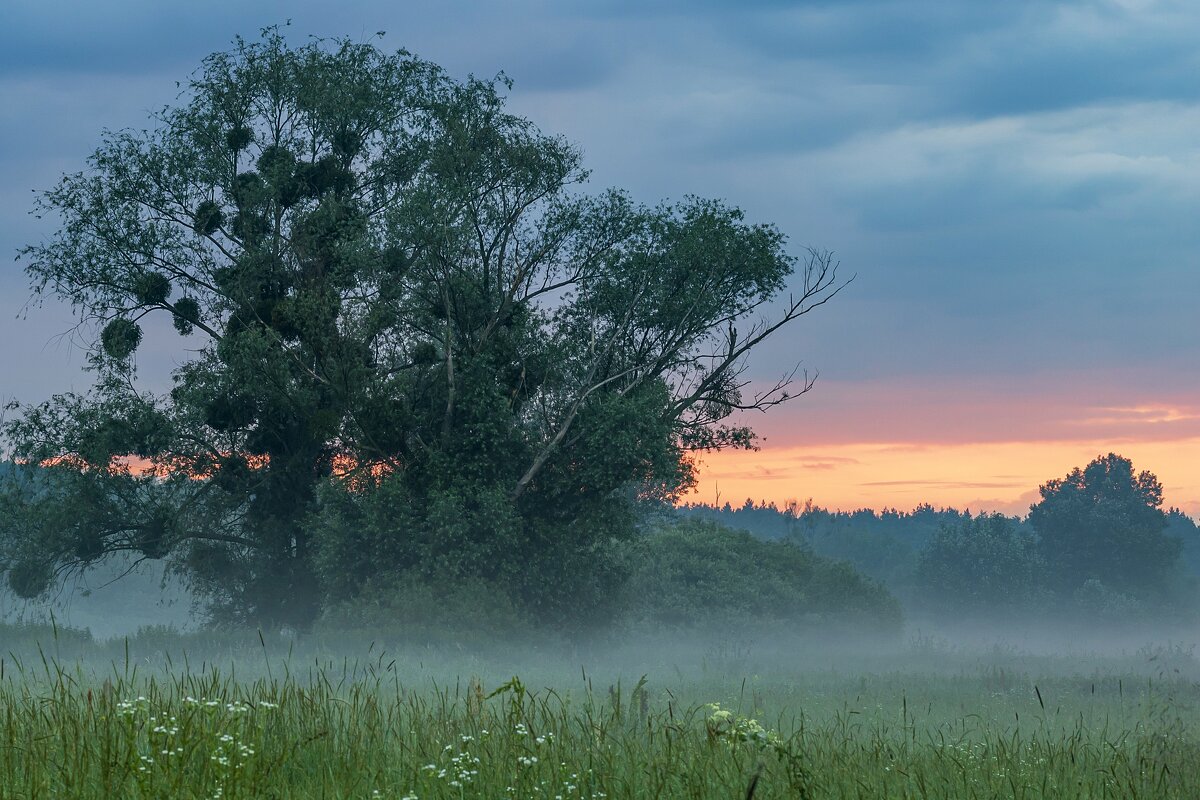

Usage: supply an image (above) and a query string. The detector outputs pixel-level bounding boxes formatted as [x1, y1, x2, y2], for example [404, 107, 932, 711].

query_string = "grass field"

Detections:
[0, 625, 1198, 798]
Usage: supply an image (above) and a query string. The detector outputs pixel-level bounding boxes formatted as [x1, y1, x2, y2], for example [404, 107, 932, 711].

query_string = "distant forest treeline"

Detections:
[682, 488, 1200, 620]
[683, 500, 970, 586]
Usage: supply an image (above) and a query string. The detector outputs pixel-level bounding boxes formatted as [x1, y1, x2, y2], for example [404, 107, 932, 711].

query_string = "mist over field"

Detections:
[5, 578, 1200, 797]
[5, 487, 1200, 659]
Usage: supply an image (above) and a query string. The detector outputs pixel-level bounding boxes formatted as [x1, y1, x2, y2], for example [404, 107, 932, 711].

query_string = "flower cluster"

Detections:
[211, 731, 256, 769]
[183, 696, 276, 713]
[704, 703, 785, 751]
[422, 744, 481, 788]
[116, 696, 149, 718]
[110, 694, 277, 785]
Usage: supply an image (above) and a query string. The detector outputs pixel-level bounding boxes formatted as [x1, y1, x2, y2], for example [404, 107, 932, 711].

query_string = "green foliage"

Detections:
[1029, 453, 1181, 599]
[99, 318, 142, 360]
[171, 296, 202, 334]
[6, 559, 54, 599]
[311, 471, 634, 630]
[132, 271, 172, 305]
[620, 518, 901, 631]
[192, 200, 224, 235]
[4, 29, 842, 629]
[915, 514, 1047, 614]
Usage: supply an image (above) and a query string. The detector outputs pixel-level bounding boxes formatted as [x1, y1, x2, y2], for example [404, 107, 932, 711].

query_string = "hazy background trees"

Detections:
[915, 514, 1047, 613]
[1029, 453, 1181, 603]
[684, 453, 1198, 625]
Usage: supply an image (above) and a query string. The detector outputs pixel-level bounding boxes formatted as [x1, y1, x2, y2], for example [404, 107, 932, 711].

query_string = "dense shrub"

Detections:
[619, 519, 901, 631]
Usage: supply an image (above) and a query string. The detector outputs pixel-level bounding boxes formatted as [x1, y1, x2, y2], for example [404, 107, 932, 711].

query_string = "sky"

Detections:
[1, 0, 1197, 517]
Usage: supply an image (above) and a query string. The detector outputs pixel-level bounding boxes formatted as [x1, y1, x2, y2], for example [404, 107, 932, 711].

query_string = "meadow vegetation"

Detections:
[2, 621, 1200, 798]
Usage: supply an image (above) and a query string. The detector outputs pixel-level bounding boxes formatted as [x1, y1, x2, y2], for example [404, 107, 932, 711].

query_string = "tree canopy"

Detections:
[915, 513, 1046, 614]
[0, 29, 845, 628]
[1029, 453, 1181, 598]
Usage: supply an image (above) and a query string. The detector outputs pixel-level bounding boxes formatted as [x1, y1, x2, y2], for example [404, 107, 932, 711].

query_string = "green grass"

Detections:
[0, 627, 1198, 798]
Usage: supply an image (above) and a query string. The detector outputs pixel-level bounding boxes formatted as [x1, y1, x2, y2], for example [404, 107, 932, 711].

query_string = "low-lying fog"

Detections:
[3, 559, 1198, 687]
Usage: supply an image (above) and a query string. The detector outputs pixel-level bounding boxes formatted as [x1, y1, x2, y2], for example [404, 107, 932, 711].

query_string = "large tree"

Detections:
[0, 30, 845, 627]
[1028, 453, 1181, 598]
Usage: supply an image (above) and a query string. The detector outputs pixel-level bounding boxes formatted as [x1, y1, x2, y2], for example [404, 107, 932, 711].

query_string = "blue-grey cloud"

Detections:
[3, 0, 1200, 411]
[0, 1, 269, 76]
[723, 3, 1035, 64]
[0, 0, 622, 89]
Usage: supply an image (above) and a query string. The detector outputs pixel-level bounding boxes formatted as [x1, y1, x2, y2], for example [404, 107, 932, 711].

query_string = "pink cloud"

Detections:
[742, 372, 1200, 448]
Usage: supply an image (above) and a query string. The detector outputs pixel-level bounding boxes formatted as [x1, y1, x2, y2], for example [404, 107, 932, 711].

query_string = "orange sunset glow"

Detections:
[692, 437, 1200, 518]
[688, 378, 1200, 517]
